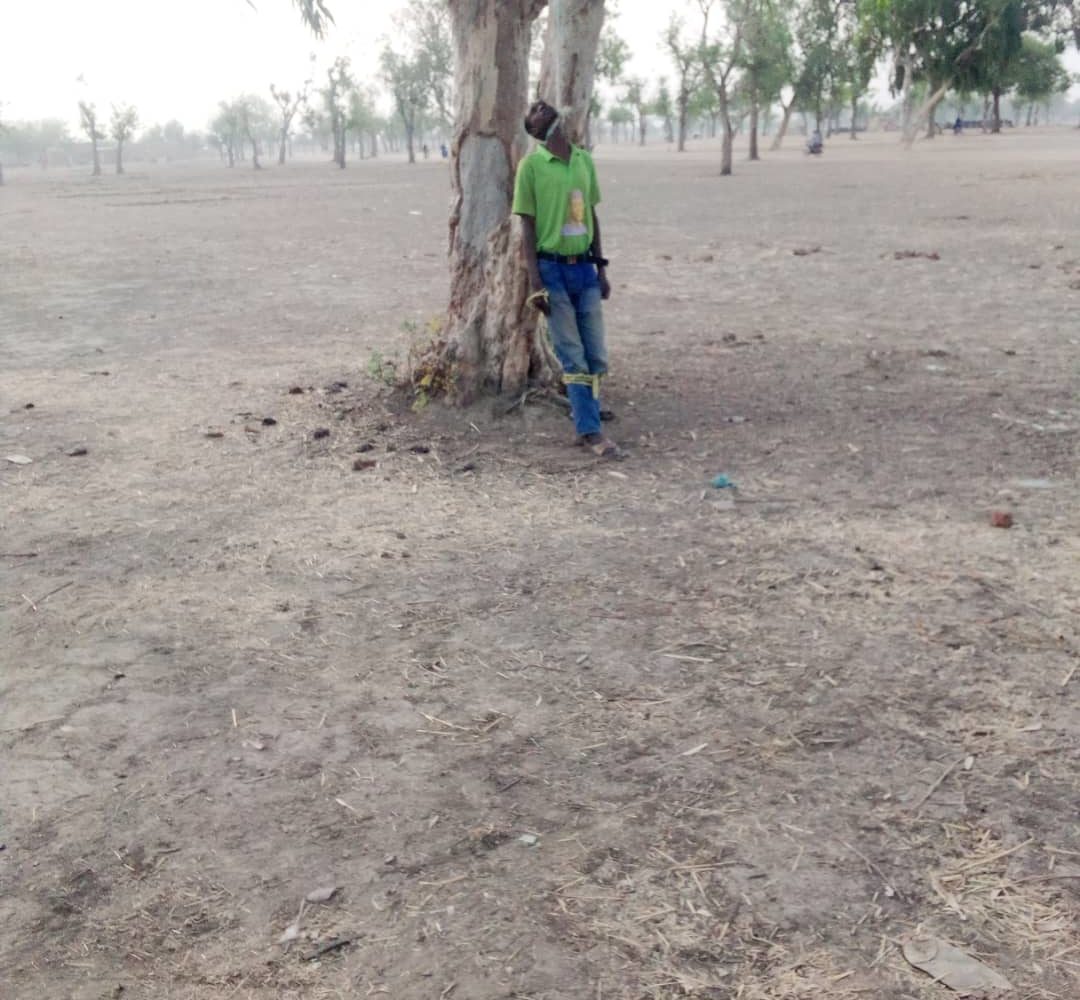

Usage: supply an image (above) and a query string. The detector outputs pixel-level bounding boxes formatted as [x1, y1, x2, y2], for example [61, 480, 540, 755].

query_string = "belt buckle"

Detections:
[566, 255, 579, 265]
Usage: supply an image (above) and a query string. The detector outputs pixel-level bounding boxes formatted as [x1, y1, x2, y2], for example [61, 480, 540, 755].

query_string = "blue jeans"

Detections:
[539, 258, 608, 437]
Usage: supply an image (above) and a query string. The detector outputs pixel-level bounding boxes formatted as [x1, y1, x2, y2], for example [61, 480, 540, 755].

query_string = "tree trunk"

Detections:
[677, 96, 688, 151]
[748, 100, 759, 160]
[850, 94, 858, 139]
[0, 161, 5, 186]
[903, 79, 951, 148]
[406, 120, 416, 164]
[91, 138, 101, 176]
[898, 54, 914, 138]
[279, 129, 288, 165]
[537, 0, 605, 144]
[638, 112, 645, 146]
[442, 0, 550, 404]
[252, 138, 262, 169]
[991, 88, 1001, 133]
[116, 140, 124, 174]
[370, 132, 378, 158]
[770, 101, 794, 151]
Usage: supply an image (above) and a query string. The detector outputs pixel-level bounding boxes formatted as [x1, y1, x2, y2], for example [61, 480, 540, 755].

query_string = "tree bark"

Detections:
[991, 88, 1002, 133]
[770, 101, 794, 150]
[116, 140, 124, 174]
[902, 79, 951, 148]
[850, 94, 858, 139]
[442, 0, 551, 403]
[91, 138, 101, 177]
[537, 0, 605, 145]
[279, 129, 288, 165]
[748, 100, 759, 160]
[677, 95, 689, 151]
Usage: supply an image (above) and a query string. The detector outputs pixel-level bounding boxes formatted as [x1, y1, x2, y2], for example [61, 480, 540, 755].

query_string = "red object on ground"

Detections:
[990, 511, 1014, 528]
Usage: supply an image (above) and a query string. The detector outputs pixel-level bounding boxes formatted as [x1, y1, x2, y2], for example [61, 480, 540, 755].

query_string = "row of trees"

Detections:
[275, 0, 1077, 402]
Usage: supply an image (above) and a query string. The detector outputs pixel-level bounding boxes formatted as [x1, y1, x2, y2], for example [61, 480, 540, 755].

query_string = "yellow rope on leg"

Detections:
[563, 372, 602, 398]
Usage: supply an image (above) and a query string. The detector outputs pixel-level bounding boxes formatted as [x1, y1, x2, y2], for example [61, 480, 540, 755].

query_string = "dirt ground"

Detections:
[1, 129, 1077, 1000]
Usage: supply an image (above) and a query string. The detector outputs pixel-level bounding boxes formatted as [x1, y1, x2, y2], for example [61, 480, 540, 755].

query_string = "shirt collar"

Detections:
[538, 143, 577, 162]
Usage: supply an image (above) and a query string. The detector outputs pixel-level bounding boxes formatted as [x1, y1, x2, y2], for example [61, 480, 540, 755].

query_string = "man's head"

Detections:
[524, 99, 560, 142]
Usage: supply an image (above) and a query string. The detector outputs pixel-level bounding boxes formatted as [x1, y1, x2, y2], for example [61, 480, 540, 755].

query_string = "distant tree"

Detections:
[163, 119, 185, 145]
[740, 0, 792, 159]
[606, 102, 634, 142]
[380, 47, 427, 163]
[322, 57, 354, 167]
[347, 85, 380, 158]
[234, 95, 272, 168]
[664, 13, 704, 151]
[209, 101, 241, 166]
[109, 104, 138, 174]
[1011, 33, 1070, 123]
[78, 101, 104, 176]
[397, 0, 455, 126]
[270, 81, 310, 164]
[652, 77, 676, 143]
[699, 0, 746, 176]
[624, 77, 649, 145]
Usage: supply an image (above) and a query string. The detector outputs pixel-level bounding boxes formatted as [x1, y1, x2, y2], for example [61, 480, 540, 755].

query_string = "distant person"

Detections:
[440, 143, 448, 159]
[513, 98, 620, 459]
[807, 130, 823, 155]
[953, 116, 963, 135]
[422, 144, 430, 159]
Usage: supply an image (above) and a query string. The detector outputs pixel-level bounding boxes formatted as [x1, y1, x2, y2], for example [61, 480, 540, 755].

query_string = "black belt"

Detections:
[537, 251, 609, 267]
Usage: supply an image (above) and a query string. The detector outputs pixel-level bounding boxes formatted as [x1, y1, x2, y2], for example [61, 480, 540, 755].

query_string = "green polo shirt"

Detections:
[512, 144, 601, 256]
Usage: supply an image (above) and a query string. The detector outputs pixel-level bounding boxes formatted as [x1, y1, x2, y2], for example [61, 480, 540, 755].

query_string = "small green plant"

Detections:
[365, 350, 397, 386]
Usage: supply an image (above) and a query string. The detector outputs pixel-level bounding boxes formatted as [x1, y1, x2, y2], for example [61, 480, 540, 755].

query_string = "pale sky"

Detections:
[0, 0, 680, 132]
[1, 1, 1076, 132]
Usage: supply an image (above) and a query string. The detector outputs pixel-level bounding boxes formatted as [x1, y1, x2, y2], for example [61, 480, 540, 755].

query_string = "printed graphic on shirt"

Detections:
[561, 189, 588, 237]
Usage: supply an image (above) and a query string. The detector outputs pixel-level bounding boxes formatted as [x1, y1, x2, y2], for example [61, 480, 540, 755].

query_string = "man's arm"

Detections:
[591, 209, 611, 301]
[518, 214, 550, 316]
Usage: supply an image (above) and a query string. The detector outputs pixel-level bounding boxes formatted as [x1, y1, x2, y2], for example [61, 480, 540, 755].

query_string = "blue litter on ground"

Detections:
[711, 474, 736, 489]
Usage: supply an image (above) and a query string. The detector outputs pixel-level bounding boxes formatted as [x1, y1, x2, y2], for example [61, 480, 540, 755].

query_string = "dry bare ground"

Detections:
[1, 130, 1077, 1000]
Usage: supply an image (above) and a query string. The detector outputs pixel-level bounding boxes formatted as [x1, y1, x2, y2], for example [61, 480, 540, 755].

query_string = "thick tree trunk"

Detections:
[406, 121, 416, 163]
[991, 88, 1002, 133]
[748, 100, 759, 160]
[537, 0, 605, 145]
[443, 0, 549, 403]
[850, 94, 858, 139]
[91, 138, 101, 177]
[638, 113, 645, 146]
[770, 101, 794, 151]
[279, 129, 288, 165]
[677, 97, 688, 151]
[116, 140, 124, 175]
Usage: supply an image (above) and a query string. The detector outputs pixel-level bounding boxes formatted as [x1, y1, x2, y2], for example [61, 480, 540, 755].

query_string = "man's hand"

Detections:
[528, 283, 551, 316]
[597, 269, 611, 301]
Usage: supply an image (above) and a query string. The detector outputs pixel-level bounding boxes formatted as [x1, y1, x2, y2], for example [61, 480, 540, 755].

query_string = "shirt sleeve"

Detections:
[511, 157, 535, 217]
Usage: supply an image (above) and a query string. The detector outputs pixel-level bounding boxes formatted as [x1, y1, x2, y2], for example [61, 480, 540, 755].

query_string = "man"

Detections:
[512, 99, 619, 459]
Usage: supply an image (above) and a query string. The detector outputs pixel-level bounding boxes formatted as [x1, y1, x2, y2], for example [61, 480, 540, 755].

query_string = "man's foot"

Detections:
[581, 432, 622, 459]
